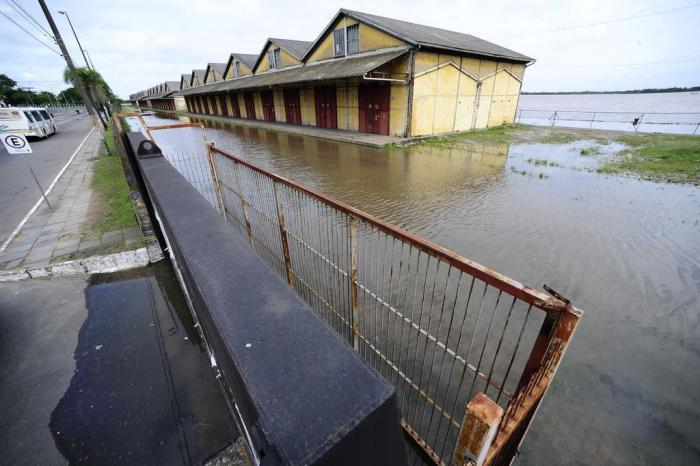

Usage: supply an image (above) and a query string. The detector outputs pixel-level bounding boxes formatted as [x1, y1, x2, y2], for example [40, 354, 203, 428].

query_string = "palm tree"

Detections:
[63, 67, 114, 127]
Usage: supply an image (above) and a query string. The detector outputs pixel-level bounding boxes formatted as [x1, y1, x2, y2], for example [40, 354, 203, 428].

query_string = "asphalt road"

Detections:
[0, 115, 93, 244]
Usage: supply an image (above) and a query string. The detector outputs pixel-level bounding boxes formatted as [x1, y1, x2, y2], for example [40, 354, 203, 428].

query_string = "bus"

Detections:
[0, 107, 57, 138]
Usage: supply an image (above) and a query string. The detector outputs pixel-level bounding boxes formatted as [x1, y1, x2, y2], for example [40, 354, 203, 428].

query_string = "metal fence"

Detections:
[517, 109, 700, 135]
[141, 119, 582, 465]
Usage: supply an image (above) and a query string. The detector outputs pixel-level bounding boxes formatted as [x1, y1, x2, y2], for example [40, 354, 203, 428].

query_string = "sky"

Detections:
[1, 0, 699, 98]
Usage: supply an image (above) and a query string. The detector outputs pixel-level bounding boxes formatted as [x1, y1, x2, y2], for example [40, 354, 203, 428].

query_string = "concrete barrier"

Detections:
[124, 132, 408, 466]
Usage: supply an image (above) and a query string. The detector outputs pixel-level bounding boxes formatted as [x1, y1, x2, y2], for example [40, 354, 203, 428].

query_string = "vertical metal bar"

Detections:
[273, 181, 293, 286]
[694, 121, 700, 135]
[233, 161, 254, 245]
[589, 112, 596, 129]
[635, 113, 644, 132]
[350, 217, 360, 351]
[206, 145, 226, 217]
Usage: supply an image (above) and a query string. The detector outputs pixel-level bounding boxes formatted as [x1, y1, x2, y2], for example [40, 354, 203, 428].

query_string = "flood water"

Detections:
[139, 113, 700, 465]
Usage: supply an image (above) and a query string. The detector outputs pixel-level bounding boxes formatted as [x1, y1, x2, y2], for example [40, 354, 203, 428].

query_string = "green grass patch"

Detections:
[527, 158, 560, 167]
[92, 123, 138, 233]
[599, 133, 700, 184]
[579, 147, 601, 156]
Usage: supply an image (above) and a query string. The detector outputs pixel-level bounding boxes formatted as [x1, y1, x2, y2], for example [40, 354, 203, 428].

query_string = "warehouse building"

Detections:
[145, 9, 533, 138]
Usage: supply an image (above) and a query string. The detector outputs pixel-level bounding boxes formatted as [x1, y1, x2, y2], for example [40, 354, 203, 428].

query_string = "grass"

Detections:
[579, 147, 601, 156]
[598, 133, 700, 184]
[91, 123, 138, 233]
[527, 158, 561, 167]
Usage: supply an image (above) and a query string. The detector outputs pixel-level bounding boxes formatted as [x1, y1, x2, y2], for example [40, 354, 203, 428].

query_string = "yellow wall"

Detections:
[336, 85, 358, 131]
[307, 16, 406, 63]
[238, 94, 248, 118]
[299, 88, 316, 126]
[410, 50, 525, 136]
[253, 92, 263, 119]
[273, 89, 286, 123]
[255, 43, 302, 73]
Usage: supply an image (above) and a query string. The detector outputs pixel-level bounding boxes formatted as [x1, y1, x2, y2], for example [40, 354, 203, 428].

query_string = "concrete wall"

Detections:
[410, 50, 525, 136]
[307, 16, 406, 63]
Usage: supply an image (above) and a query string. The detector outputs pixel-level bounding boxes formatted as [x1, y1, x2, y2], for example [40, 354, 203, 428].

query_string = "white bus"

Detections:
[0, 107, 57, 138]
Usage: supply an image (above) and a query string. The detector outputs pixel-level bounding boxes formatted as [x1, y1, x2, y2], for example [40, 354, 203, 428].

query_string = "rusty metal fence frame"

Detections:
[138, 116, 582, 465]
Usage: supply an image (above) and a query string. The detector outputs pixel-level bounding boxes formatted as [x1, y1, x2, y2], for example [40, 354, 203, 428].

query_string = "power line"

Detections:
[4, 0, 54, 41]
[537, 58, 700, 68]
[0, 11, 61, 55]
[496, 3, 700, 39]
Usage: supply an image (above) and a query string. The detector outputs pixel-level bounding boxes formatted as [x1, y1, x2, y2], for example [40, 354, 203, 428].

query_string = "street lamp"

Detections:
[57, 10, 91, 70]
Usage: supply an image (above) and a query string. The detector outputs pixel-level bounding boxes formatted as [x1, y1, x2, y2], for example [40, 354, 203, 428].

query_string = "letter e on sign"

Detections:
[2, 133, 33, 155]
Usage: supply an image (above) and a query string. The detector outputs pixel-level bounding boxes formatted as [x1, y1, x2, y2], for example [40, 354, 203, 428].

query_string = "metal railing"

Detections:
[516, 108, 700, 135]
[139, 118, 582, 465]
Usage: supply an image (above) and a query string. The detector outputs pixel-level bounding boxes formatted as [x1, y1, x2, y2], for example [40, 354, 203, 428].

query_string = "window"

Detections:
[333, 28, 345, 57]
[347, 24, 359, 55]
[235, 61, 241, 77]
[40, 110, 50, 120]
[268, 48, 281, 69]
[32, 110, 43, 121]
[24, 111, 33, 123]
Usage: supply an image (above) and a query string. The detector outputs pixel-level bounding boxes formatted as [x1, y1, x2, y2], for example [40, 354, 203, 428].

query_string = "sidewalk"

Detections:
[0, 129, 142, 270]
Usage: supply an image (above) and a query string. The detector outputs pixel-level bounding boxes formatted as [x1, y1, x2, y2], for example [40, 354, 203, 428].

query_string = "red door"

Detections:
[315, 86, 337, 129]
[359, 85, 390, 135]
[219, 95, 229, 117]
[230, 94, 241, 118]
[284, 89, 302, 125]
[244, 93, 256, 119]
[201, 96, 210, 114]
[261, 91, 276, 122]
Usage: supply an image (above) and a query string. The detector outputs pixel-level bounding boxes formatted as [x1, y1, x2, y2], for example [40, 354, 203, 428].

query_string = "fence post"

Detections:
[550, 111, 558, 127]
[232, 161, 254, 246]
[205, 143, 226, 218]
[451, 393, 503, 466]
[350, 217, 360, 351]
[694, 121, 700, 135]
[634, 113, 644, 133]
[273, 181, 294, 286]
[589, 112, 596, 129]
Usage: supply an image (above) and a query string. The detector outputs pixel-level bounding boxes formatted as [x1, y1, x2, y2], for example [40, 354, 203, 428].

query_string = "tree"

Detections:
[57, 87, 82, 105]
[36, 91, 57, 105]
[0, 73, 35, 105]
[63, 67, 115, 126]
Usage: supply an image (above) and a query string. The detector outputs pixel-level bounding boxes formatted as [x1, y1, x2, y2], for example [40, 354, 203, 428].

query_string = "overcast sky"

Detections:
[1, 0, 699, 98]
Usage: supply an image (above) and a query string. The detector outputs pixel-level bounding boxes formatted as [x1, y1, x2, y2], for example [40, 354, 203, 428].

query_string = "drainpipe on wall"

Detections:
[404, 44, 419, 138]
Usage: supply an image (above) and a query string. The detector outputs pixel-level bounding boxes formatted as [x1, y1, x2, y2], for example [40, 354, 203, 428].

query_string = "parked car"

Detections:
[0, 107, 57, 138]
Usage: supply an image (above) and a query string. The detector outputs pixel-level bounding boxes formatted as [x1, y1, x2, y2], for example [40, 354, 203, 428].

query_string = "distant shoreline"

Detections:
[523, 86, 700, 95]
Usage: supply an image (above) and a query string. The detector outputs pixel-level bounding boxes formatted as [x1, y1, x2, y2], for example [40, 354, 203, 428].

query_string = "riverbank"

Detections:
[404, 124, 700, 185]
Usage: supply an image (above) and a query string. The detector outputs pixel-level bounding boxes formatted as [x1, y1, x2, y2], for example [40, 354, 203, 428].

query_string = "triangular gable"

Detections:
[412, 60, 479, 82]
[479, 66, 522, 83]
[251, 38, 307, 73]
[303, 8, 411, 62]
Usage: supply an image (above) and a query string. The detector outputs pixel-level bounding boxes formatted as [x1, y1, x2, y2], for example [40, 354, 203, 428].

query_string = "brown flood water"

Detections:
[140, 113, 700, 465]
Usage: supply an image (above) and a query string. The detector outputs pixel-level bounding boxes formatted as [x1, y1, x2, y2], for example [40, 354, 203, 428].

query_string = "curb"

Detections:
[0, 247, 163, 282]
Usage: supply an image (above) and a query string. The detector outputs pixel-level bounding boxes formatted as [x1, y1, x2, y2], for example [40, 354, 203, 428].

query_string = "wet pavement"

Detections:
[0, 262, 239, 465]
[140, 112, 700, 465]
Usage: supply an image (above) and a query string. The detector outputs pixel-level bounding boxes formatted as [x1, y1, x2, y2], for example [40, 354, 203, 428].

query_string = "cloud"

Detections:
[1, 0, 698, 97]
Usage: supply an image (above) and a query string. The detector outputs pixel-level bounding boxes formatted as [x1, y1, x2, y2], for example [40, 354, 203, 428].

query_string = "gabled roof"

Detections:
[180, 73, 191, 86]
[223, 53, 258, 78]
[302, 8, 533, 63]
[190, 69, 206, 86]
[165, 81, 181, 91]
[175, 48, 409, 97]
[252, 37, 313, 71]
[207, 62, 227, 79]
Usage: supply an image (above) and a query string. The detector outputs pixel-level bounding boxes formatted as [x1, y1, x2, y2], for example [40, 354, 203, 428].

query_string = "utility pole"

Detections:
[58, 11, 90, 70]
[38, 0, 103, 129]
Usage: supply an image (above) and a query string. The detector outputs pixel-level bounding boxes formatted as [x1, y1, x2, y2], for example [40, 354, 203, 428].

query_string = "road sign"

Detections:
[1, 133, 33, 155]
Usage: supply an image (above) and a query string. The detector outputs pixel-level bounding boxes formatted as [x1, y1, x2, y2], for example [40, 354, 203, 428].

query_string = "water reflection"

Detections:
[143, 112, 700, 465]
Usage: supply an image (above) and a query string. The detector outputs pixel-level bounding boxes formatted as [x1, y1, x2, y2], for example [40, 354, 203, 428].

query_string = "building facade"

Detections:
[139, 9, 533, 138]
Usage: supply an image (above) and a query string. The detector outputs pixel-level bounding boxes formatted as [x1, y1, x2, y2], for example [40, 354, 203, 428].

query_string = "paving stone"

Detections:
[0, 248, 31, 262]
[52, 244, 79, 258]
[123, 228, 142, 242]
